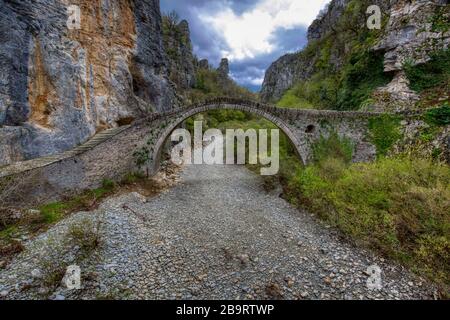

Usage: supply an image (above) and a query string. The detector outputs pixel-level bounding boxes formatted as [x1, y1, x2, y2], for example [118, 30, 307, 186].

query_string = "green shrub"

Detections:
[337, 50, 392, 110]
[425, 104, 450, 126]
[312, 131, 354, 164]
[277, 90, 314, 109]
[189, 68, 255, 103]
[68, 217, 102, 256]
[277, 74, 338, 110]
[368, 115, 402, 157]
[430, 7, 450, 33]
[277, 48, 391, 111]
[404, 49, 450, 92]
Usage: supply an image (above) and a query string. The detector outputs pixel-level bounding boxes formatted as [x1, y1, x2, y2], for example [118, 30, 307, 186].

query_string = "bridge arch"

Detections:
[151, 101, 306, 173]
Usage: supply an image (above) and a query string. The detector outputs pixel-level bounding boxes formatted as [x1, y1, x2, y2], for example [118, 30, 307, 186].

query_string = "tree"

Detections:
[164, 10, 180, 33]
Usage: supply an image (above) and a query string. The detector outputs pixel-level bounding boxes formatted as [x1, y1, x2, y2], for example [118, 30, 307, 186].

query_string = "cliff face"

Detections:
[162, 18, 196, 92]
[0, 0, 178, 166]
[372, 0, 450, 111]
[260, 0, 354, 102]
[261, 0, 449, 109]
[259, 52, 314, 103]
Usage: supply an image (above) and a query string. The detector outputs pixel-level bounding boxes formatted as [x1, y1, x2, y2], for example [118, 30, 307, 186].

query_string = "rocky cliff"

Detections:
[0, 0, 178, 166]
[162, 17, 196, 92]
[261, 0, 449, 111]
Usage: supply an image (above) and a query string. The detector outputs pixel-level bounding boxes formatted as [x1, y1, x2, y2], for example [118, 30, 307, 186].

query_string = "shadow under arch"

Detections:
[151, 102, 306, 174]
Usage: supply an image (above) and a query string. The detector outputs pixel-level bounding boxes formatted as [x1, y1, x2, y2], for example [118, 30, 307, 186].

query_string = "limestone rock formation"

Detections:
[260, 53, 313, 102]
[261, 0, 449, 111]
[307, 0, 350, 42]
[375, 0, 449, 72]
[260, 0, 354, 102]
[372, 0, 449, 110]
[162, 18, 196, 91]
[0, 0, 178, 166]
[198, 59, 210, 69]
[217, 58, 230, 77]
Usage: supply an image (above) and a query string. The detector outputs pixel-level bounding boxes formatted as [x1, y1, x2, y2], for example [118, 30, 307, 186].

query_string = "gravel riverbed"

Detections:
[0, 164, 438, 300]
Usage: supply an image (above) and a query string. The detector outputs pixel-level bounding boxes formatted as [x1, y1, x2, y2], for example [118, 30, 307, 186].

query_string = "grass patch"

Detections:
[430, 6, 450, 33]
[40, 203, 69, 224]
[37, 179, 116, 225]
[68, 216, 103, 257]
[275, 50, 392, 111]
[277, 89, 315, 109]
[188, 68, 256, 103]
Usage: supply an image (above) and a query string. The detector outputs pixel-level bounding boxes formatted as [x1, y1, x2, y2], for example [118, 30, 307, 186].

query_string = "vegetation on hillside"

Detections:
[404, 49, 450, 108]
[188, 68, 256, 104]
[275, 1, 448, 111]
[184, 64, 256, 129]
[283, 143, 449, 291]
[277, 0, 392, 110]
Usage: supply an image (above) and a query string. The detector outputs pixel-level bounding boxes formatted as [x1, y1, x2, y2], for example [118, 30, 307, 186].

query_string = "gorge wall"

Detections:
[260, 0, 449, 111]
[0, 0, 179, 166]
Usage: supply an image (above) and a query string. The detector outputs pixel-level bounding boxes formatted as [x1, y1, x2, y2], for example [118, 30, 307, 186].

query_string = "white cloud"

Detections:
[199, 0, 330, 61]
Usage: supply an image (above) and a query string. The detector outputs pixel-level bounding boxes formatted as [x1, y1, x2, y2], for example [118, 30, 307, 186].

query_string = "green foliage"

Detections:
[277, 49, 391, 111]
[185, 65, 256, 127]
[312, 132, 354, 164]
[101, 179, 115, 190]
[189, 68, 255, 103]
[277, 74, 338, 109]
[133, 147, 151, 169]
[277, 90, 314, 109]
[286, 157, 450, 287]
[424, 104, 450, 126]
[0, 226, 18, 241]
[122, 172, 145, 184]
[337, 49, 392, 110]
[68, 217, 102, 255]
[404, 49, 450, 93]
[38, 182, 116, 225]
[39, 203, 68, 224]
[274, 0, 392, 110]
[162, 11, 185, 45]
[430, 7, 450, 33]
[368, 115, 402, 157]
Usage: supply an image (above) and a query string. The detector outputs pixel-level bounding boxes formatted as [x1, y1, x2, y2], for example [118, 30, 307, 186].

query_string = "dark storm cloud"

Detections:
[160, 1, 311, 91]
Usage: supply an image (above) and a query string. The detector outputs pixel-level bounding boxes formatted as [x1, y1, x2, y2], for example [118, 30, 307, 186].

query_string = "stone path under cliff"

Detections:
[0, 164, 437, 300]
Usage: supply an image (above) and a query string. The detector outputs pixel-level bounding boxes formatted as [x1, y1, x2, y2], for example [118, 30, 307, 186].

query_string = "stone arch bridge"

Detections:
[0, 97, 418, 205]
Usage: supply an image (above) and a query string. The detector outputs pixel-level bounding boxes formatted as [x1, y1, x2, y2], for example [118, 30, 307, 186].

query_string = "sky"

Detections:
[160, 0, 330, 92]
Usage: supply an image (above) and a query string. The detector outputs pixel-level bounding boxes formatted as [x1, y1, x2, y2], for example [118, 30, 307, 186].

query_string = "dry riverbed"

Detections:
[0, 164, 438, 300]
